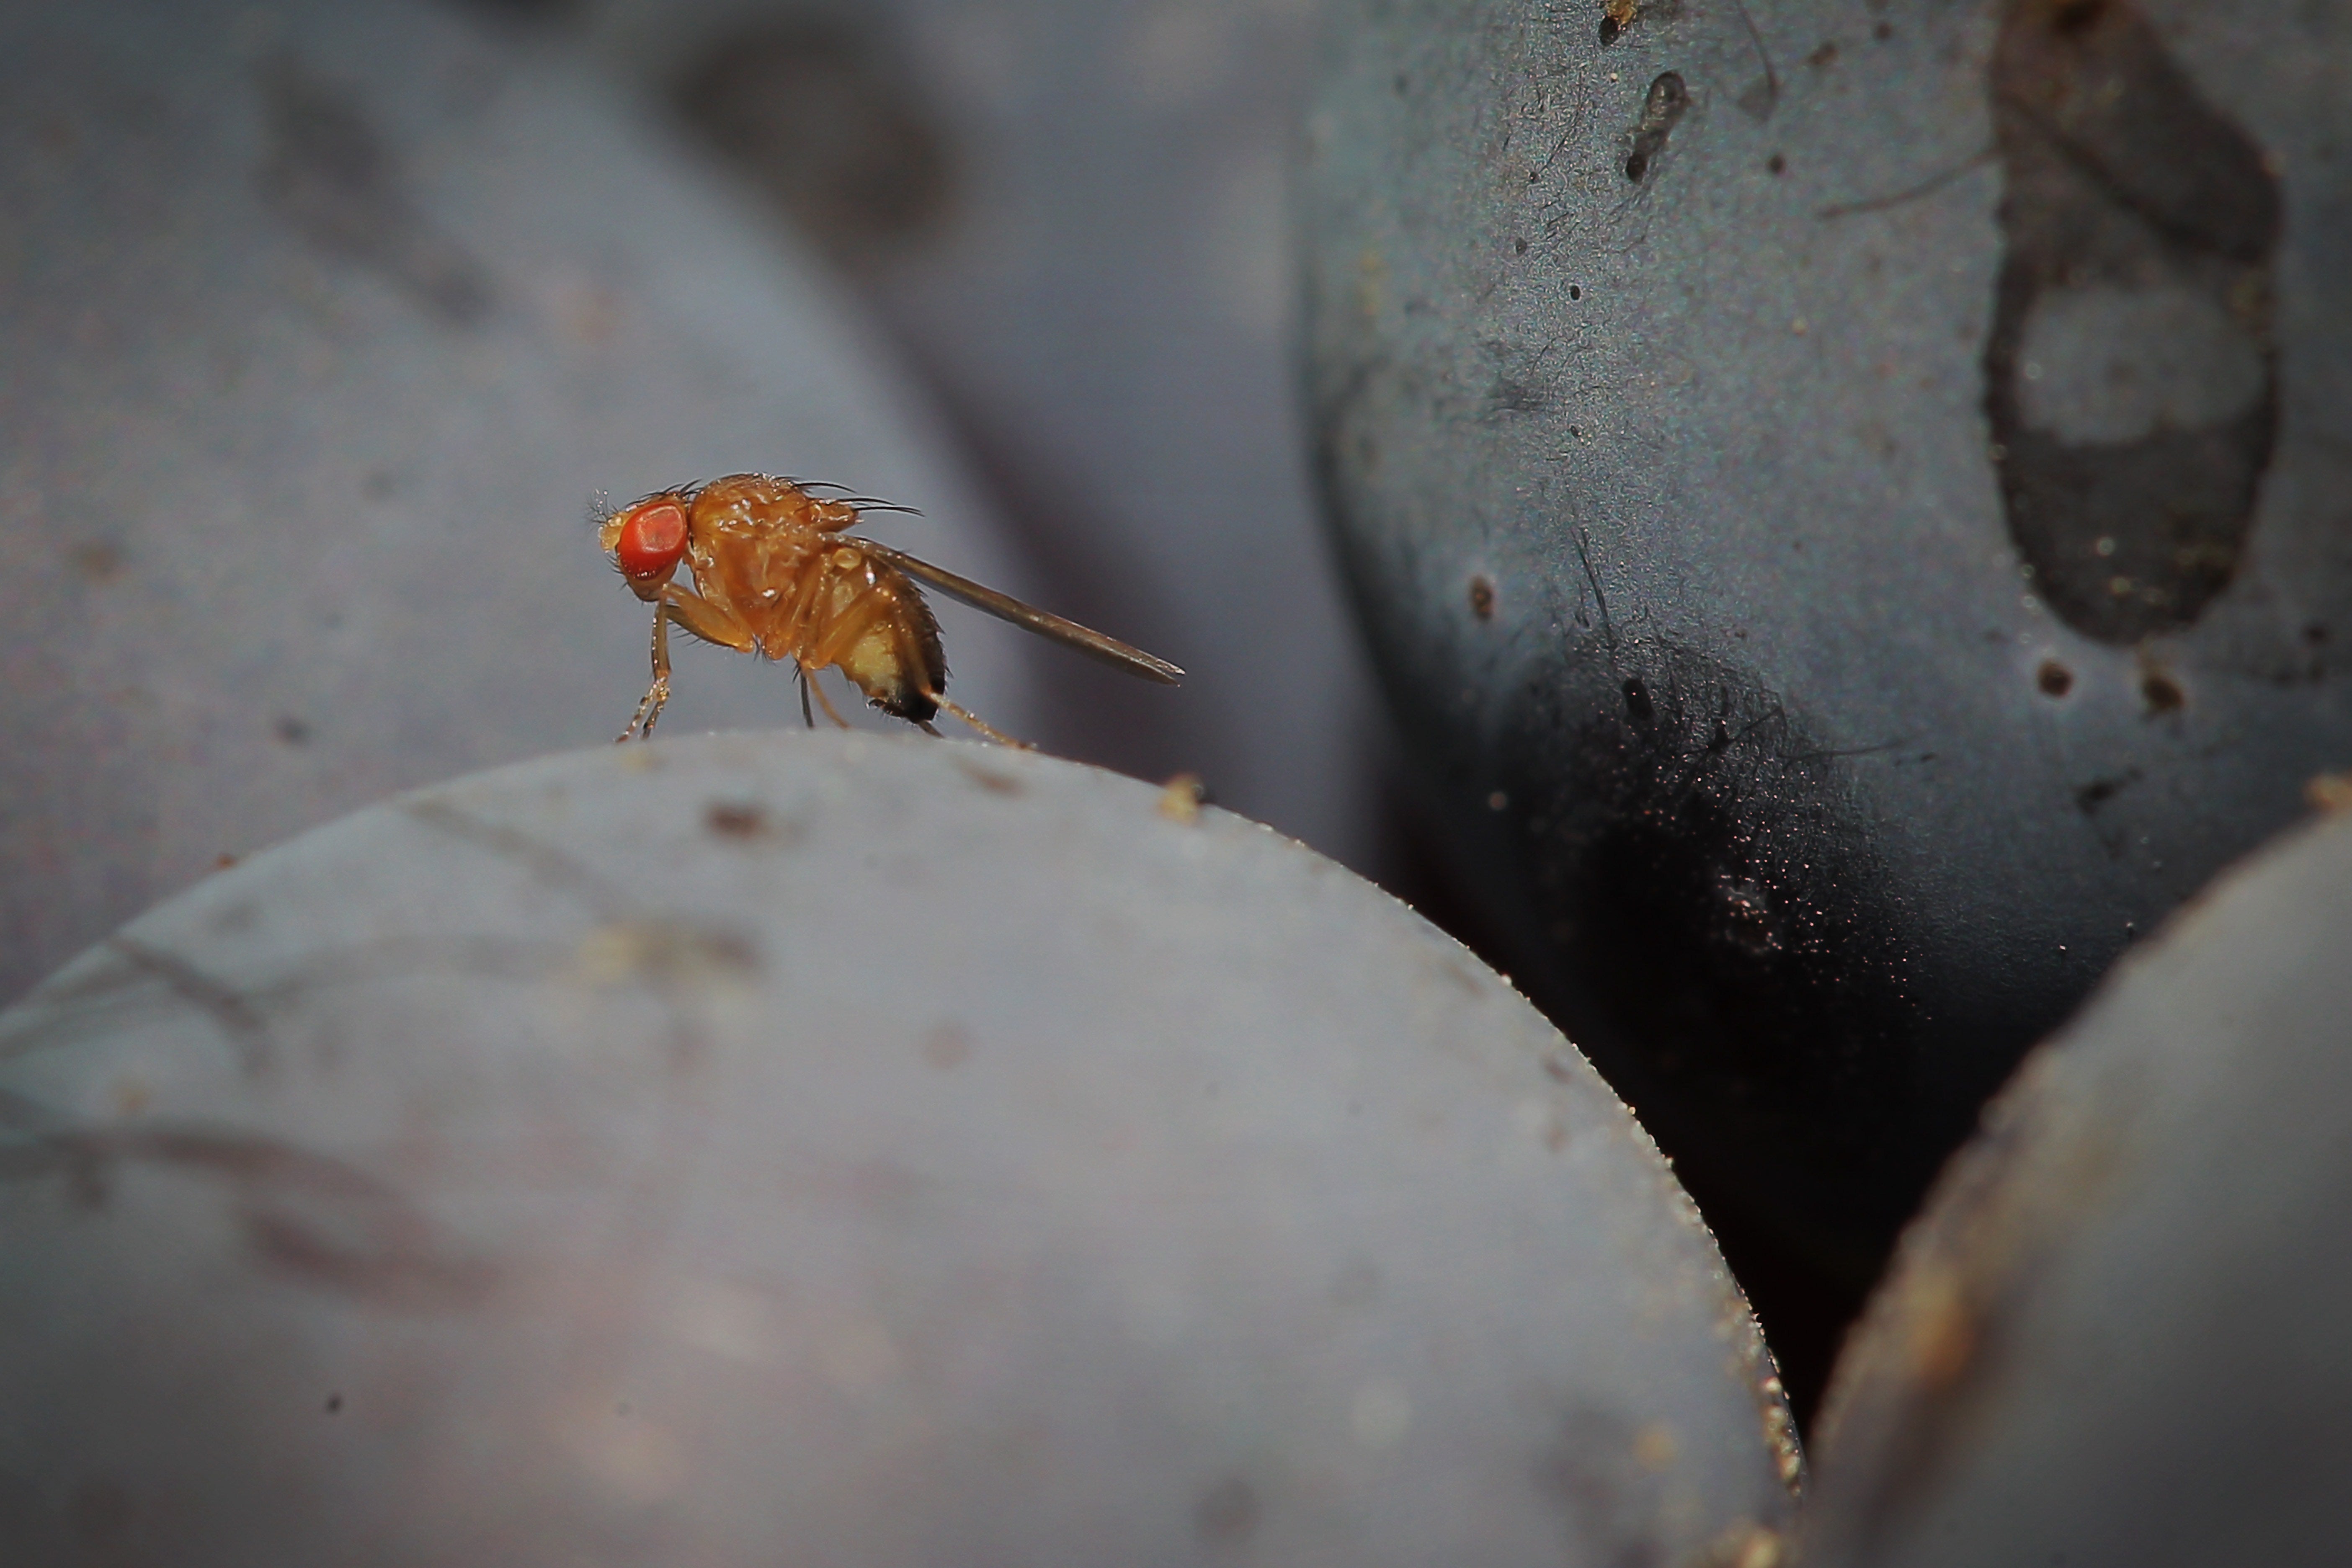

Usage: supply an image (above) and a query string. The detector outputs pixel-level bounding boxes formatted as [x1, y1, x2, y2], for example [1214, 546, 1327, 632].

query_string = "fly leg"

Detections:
[890, 595, 1027, 746]
[798, 581, 914, 730]
[619, 583, 757, 742]
[620, 603, 675, 742]
[799, 566, 1033, 747]
[800, 667, 854, 730]
[926, 693, 1030, 750]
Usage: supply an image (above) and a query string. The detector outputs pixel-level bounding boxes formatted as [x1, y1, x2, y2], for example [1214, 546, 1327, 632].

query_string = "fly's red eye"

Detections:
[615, 500, 689, 581]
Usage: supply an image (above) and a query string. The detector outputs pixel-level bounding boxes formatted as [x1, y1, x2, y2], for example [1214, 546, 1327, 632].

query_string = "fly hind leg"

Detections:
[799, 573, 1033, 748]
[927, 693, 1030, 750]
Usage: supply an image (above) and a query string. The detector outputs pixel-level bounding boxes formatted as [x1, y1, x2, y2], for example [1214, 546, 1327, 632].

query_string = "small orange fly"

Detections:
[598, 473, 1181, 745]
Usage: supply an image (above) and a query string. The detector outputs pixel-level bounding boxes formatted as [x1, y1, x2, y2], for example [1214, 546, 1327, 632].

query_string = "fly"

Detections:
[598, 473, 1181, 746]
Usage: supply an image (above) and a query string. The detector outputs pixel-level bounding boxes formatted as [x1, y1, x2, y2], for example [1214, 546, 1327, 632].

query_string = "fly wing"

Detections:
[857, 541, 1184, 684]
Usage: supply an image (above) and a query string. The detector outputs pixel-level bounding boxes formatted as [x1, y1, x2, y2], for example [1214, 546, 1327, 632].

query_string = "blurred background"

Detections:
[9, 0, 2346, 1442]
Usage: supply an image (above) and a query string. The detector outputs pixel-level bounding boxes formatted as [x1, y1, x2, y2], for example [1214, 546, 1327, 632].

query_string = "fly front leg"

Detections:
[617, 583, 757, 742]
[619, 602, 675, 742]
